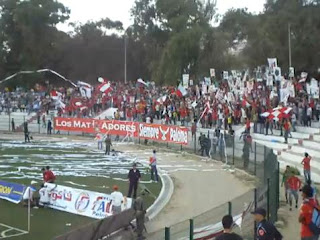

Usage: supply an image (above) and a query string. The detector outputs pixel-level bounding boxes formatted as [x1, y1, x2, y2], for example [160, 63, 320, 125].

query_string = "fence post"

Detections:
[180, 144, 182, 151]
[254, 142, 257, 176]
[165, 227, 170, 240]
[189, 219, 194, 240]
[8, 111, 11, 131]
[228, 201, 232, 215]
[267, 178, 270, 221]
[194, 132, 196, 154]
[254, 188, 258, 240]
[276, 161, 280, 220]
[232, 134, 235, 165]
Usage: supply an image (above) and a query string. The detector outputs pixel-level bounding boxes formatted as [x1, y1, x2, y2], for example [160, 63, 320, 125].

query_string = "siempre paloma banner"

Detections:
[45, 183, 133, 219]
[0, 180, 26, 204]
[54, 117, 188, 145]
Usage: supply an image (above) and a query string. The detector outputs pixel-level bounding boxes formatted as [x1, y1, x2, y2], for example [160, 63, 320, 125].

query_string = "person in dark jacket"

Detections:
[24, 122, 30, 143]
[128, 163, 141, 199]
[251, 208, 282, 240]
[133, 191, 147, 240]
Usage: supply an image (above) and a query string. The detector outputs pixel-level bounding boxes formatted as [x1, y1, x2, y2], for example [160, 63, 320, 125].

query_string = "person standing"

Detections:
[150, 150, 159, 182]
[251, 208, 283, 240]
[24, 121, 30, 143]
[281, 165, 291, 204]
[283, 119, 290, 144]
[43, 166, 56, 183]
[42, 115, 46, 128]
[128, 163, 141, 199]
[133, 192, 147, 240]
[110, 185, 123, 215]
[302, 153, 312, 183]
[299, 185, 318, 240]
[47, 120, 52, 135]
[287, 173, 302, 211]
[216, 215, 243, 240]
[11, 118, 15, 132]
[105, 135, 112, 155]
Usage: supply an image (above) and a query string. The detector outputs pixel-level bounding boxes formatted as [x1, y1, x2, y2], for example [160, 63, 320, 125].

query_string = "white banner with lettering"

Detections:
[45, 183, 132, 219]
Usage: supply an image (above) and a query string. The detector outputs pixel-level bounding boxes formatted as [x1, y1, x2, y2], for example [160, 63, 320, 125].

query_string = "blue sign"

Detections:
[0, 181, 26, 204]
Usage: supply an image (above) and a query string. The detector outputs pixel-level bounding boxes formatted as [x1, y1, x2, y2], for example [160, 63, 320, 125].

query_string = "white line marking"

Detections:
[0, 223, 28, 239]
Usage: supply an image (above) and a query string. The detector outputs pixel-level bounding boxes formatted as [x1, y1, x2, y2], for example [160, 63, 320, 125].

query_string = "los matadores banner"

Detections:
[54, 117, 188, 145]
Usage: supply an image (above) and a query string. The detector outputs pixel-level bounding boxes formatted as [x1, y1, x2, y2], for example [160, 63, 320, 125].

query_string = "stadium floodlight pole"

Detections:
[288, 23, 292, 68]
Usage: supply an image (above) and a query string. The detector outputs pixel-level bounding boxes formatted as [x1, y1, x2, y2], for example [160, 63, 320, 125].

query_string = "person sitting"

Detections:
[39, 183, 57, 207]
[22, 180, 38, 207]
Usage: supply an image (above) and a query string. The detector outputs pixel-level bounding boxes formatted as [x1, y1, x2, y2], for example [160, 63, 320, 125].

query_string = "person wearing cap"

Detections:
[251, 208, 283, 240]
[128, 163, 141, 199]
[133, 191, 147, 240]
[110, 185, 123, 215]
[22, 181, 38, 207]
[216, 215, 243, 240]
[299, 185, 318, 240]
[302, 153, 312, 183]
[287, 171, 302, 211]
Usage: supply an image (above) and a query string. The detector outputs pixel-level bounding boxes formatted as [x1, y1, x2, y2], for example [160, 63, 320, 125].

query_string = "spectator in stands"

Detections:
[150, 150, 158, 182]
[302, 153, 312, 183]
[110, 185, 123, 215]
[299, 185, 318, 240]
[287, 172, 302, 211]
[283, 119, 290, 144]
[251, 208, 282, 240]
[42, 115, 46, 128]
[11, 118, 15, 132]
[127, 163, 141, 199]
[216, 215, 243, 240]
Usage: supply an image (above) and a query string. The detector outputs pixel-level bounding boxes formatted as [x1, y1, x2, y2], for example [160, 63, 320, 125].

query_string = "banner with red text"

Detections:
[54, 118, 188, 145]
[138, 123, 188, 145]
[54, 118, 138, 137]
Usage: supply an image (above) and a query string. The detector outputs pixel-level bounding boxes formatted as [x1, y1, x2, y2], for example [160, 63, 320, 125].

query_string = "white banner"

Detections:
[182, 74, 189, 88]
[223, 71, 229, 80]
[210, 68, 215, 77]
[268, 58, 277, 74]
[45, 183, 132, 219]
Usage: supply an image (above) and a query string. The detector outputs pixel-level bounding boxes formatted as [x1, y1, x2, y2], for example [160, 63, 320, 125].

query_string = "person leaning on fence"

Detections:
[216, 215, 243, 240]
[302, 153, 312, 183]
[281, 165, 291, 204]
[251, 208, 283, 240]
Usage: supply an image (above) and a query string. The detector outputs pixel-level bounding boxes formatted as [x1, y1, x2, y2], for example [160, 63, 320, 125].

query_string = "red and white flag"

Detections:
[157, 95, 167, 104]
[97, 81, 112, 94]
[176, 85, 187, 97]
[137, 78, 147, 86]
[50, 90, 62, 100]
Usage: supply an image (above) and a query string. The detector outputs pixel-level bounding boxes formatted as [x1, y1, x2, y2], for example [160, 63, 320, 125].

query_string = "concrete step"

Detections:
[252, 133, 299, 145]
[295, 126, 320, 135]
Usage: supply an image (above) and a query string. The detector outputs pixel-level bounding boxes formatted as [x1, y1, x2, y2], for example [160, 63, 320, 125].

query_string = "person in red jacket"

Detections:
[42, 166, 56, 183]
[302, 153, 312, 183]
[287, 173, 302, 210]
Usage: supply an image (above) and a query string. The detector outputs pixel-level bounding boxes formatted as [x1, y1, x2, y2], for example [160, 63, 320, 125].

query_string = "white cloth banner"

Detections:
[182, 74, 189, 88]
[267, 58, 277, 73]
[45, 183, 132, 219]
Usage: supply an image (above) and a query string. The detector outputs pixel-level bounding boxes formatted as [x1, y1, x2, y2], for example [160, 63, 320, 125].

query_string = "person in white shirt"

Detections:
[39, 183, 57, 207]
[111, 185, 123, 215]
[307, 106, 312, 127]
[23, 180, 37, 206]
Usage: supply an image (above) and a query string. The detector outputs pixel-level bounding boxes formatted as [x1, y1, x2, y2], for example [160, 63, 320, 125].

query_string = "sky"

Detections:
[57, 0, 266, 32]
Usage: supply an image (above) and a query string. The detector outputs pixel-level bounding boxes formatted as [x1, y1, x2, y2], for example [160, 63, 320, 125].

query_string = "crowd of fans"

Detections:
[0, 71, 319, 136]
